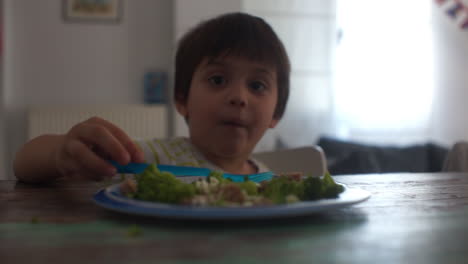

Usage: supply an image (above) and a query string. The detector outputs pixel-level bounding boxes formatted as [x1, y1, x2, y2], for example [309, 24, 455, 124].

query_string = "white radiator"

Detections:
[27, 104, 168, 140]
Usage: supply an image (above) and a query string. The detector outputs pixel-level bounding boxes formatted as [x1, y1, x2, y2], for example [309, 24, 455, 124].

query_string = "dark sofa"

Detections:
[316, 136, 449, 175]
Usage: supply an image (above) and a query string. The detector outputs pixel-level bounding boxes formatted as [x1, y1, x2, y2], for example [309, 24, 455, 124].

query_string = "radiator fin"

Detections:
[27, 105, 167, 140]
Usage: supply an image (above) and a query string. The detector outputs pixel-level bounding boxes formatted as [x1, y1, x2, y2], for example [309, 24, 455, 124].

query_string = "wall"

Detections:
[430, 3, 468, 147]
[2, 0, 173, 179]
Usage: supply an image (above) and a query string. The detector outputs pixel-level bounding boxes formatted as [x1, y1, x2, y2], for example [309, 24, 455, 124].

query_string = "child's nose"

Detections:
[227, 83, 248, 107]
[229, 97, 247, 107]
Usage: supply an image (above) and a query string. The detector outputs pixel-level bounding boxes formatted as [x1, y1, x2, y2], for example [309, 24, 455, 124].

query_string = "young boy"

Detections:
[13, 12, 290, 183]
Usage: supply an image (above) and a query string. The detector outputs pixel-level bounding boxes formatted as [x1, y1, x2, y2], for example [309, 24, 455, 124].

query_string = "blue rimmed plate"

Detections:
[93, 181, 371, 220]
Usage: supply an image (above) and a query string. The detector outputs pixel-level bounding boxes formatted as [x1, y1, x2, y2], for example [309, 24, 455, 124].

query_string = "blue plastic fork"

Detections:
[109, 161, 273, 183]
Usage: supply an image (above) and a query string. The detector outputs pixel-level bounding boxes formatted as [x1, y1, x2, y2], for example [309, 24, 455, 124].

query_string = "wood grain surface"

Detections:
[2, 173, 468, 264]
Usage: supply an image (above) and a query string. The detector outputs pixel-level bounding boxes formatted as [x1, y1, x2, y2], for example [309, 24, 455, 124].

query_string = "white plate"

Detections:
[93, 182, 370, 220]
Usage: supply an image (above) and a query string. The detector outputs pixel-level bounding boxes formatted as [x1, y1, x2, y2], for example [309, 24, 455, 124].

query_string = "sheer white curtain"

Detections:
[333, 0, 434, 145]
[246, 0, 434, 151]
[244, 0, 337, 151]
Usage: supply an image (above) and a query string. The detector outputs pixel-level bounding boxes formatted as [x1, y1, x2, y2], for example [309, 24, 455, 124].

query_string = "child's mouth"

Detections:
[222, 120, 248, 128]
[223, 122, 245, 128]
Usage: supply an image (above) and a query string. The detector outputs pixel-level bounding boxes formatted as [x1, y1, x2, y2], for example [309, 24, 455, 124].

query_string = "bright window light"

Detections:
[334, 0, 434, 139]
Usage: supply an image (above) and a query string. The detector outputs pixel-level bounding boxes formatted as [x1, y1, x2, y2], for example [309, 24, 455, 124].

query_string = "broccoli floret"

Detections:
[322, 171, 334, 188]
[301, 176, 323, 200]
[263, 175, 304, 204]
[207, 171, 231, 184]
[301, 172, 344, 200]
[321, 172, 344, 198]
[133, 164, 195, 204]
[238, 180, 258, 196]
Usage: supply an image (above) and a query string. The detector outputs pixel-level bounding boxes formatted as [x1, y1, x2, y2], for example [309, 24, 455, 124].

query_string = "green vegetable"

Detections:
[301, 176, 323, 200]
[263, 175, 304, 204]
[133, 164, 195, 203]
[301, 172, 344, 200]
[238, 180, 258, 196]
[129, 163, 344, 206]
[322, 172, 344, 198]
[207, 171, 230, 184]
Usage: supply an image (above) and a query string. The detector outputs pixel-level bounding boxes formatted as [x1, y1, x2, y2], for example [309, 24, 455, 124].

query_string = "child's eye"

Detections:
[208, 75, 226, 86]
[249, 81, 267, 93]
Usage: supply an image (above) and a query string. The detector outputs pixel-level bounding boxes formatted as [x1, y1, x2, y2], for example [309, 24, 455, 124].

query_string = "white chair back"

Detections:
[443, 141, 468, 172]
[252, 146, 327, 177]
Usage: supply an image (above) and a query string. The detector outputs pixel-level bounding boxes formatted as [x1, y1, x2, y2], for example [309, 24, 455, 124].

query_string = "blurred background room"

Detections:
[1, 0, 467, 180]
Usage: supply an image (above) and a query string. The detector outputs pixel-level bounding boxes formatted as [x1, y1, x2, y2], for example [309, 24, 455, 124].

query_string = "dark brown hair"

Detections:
[174, 12, 290, 119]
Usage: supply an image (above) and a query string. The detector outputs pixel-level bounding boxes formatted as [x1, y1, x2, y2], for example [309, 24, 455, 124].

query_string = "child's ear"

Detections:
[175, 101, 188, 117]
[269, 118, 279, 129]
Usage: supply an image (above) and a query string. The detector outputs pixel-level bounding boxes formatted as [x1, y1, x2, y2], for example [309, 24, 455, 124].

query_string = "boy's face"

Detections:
[176, 56, 279, 160]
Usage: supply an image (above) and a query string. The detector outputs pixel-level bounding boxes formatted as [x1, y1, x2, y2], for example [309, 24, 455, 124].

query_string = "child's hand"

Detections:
[53, 117, 145, 181]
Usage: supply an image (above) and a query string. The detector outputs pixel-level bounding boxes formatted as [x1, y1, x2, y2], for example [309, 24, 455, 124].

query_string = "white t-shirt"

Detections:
[134, 137, 270, 173]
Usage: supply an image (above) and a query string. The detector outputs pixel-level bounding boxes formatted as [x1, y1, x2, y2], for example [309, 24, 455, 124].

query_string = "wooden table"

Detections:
[2, 172, 468, 264]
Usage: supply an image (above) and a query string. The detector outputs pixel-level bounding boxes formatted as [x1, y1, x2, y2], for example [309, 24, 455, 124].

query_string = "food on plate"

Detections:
[120, 164, 344, 207]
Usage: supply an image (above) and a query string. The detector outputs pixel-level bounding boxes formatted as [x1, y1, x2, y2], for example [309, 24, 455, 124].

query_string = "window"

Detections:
[334, 0, 434, 144]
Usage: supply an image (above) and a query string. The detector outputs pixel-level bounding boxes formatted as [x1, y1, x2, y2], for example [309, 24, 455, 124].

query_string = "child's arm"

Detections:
[13, 117, 144, 183]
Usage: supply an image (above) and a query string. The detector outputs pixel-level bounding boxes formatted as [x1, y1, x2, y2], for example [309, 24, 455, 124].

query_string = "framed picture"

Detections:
[63, 0, 123, 23]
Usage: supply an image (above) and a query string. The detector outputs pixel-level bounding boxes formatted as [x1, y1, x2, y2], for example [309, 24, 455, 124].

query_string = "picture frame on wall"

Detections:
[63, 0, 123, 23]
